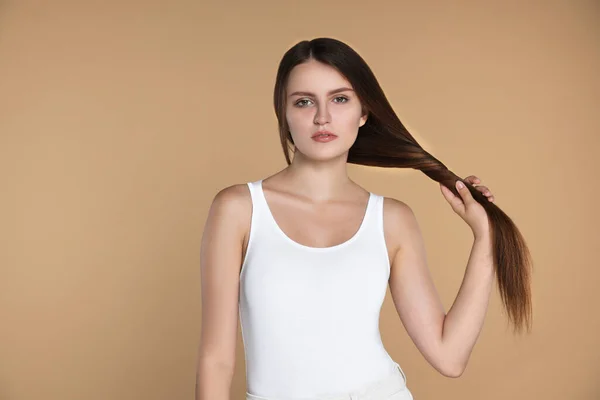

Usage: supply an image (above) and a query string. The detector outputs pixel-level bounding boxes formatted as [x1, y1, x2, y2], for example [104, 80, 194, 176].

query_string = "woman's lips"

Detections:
[311, 131, 338, 142]
[311, 132, 338, 142]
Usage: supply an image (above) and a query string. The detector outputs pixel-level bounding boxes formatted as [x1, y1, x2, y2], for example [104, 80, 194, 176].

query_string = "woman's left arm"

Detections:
[386, 175, 495, 378]
[439, 175, 496, 375]
[440, 230, 494, 376]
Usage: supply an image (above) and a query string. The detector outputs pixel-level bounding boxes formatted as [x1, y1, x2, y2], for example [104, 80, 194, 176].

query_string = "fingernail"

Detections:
[456, 181, 464, 189]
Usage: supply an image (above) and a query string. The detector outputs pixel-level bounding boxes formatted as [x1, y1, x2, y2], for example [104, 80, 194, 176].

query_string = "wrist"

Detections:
[472, 229, 491, 242]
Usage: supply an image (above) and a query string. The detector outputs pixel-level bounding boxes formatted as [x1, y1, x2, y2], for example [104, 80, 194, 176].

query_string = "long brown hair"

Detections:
[273, 37, 533, 334]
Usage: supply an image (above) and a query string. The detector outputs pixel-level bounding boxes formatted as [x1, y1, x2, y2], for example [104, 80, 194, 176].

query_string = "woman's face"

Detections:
[285, 59, 367, 162]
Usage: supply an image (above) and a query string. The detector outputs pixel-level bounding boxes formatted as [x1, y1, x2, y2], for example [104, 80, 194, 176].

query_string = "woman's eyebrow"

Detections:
[288, 87, 354, 97]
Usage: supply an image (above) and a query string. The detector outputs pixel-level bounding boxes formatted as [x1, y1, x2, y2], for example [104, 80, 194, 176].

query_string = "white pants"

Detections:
[246, 362, 414, 400]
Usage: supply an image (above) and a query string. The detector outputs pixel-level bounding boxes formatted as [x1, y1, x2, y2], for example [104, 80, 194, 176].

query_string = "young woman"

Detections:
[197, 37, 532, 400]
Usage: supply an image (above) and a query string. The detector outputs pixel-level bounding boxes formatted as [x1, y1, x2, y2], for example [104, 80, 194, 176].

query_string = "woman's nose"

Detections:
[314, 107, 331, 125]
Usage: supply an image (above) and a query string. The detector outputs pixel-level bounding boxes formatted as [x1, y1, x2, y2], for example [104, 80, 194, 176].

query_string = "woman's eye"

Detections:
[295, 96, 349, 107]
[295, 99, 312, 107]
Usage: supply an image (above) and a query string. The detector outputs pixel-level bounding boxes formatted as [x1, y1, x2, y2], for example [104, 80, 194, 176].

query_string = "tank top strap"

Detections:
[360, 192, 385, 237]
[245, 180, 259, 207]
[245, 179, 268, 224]
[355, 191, 389, 271]
[373, 193, 385, 233]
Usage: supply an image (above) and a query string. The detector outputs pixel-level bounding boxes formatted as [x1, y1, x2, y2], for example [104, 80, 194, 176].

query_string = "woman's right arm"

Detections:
[196, 184, 251, 400]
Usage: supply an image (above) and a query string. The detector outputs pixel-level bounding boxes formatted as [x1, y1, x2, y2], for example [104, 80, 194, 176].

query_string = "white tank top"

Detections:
[239, 179, 400, 398]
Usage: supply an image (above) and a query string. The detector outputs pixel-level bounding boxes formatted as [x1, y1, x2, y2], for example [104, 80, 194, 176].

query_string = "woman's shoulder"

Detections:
[212, 182, 252, 205]
[381, 195, 413, 215]
[207, 183, 253, 228]
[380, 194, 420, 250]
[210, 173, 274, 210]
[381, 194, 418, 226]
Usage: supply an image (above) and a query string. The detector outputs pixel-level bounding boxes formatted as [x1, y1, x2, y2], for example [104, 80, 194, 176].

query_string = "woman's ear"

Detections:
[359, 113, 368, 127]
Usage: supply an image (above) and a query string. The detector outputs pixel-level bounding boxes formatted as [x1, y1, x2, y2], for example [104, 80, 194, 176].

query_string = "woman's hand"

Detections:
[440, 175, 494, 237]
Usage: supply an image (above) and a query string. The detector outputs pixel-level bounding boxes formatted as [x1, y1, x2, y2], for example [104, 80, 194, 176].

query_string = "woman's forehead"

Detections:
[287, 61, 351, 91]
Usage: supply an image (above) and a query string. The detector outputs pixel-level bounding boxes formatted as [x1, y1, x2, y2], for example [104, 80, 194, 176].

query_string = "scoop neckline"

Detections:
[257, 179, 373, 252]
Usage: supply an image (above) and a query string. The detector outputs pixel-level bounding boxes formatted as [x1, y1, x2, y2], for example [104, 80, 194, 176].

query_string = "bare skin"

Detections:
[196, 59, 495, 399]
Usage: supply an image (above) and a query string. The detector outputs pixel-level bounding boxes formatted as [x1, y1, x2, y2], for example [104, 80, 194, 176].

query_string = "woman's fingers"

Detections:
[463, 175, 494, 202]
[464, 175, 480, 185]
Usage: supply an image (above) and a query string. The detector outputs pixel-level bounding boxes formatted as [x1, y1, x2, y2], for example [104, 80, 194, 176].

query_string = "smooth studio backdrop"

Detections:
[1, 1, 599, 399]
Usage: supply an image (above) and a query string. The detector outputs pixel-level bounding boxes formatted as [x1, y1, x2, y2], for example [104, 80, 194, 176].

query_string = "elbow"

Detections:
[443, 367, 465, 378]
[436, 343, 467, 378]
[440, 362, 465, 378]
[436, 351, 466, 378]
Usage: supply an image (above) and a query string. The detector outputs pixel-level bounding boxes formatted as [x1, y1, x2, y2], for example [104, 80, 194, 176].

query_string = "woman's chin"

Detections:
[294, 148, 349, 163]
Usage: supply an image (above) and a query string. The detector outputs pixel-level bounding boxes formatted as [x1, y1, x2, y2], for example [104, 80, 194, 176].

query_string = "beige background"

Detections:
[1, 1, 599, 399]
